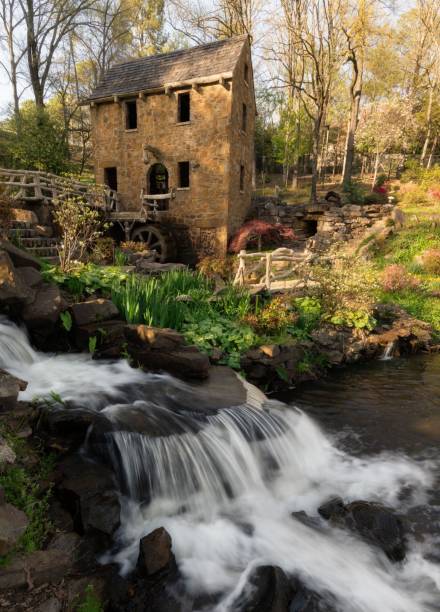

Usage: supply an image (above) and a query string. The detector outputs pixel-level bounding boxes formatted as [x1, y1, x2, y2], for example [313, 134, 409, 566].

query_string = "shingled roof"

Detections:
[88, 36, 248, 102]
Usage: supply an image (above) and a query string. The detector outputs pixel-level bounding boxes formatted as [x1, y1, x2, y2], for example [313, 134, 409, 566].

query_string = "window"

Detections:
[125, 100, 137, 130]
[178, 161, 190, 188]
[244, 63, 249, 84]
[104, 167, 117, 191]
[240, 164, 245, 192]
[178, 92, 190, 123]
[242, 103, 247, 132]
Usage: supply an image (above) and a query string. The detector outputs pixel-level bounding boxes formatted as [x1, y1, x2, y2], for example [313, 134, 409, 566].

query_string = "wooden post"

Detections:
[265, 252, 272, 289]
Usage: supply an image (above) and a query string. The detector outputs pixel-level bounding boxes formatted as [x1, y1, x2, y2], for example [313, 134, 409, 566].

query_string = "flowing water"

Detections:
[1, 316, 439, 612]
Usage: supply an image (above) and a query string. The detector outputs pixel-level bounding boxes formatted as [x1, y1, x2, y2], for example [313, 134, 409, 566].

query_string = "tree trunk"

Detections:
[372, 148, 380, 189]
[427, 135, 438, 169]
[420, 85, 434, 166]
[342, 55, 363, 189]
[25, 0, 45, 108]
[310, 117, 322, 203]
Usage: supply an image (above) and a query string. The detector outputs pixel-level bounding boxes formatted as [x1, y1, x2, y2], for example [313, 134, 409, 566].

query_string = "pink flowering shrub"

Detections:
[381, 264, 421, 292]
[427, 186, 440, 201]
[421, 249, 440, 274]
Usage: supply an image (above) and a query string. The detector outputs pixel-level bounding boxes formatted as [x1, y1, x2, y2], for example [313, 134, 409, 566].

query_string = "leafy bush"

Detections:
[329, 309, 376, 330]
[197, 255, 235, 281]
[183, 316, 258, 369]
[0, 195, 14, 239]
[420, 249, 440, 274]
[52, 197, 107, 271]
[398, 183, 431, 208]
[292, 296, 322, 332]
[120, 241, 151, 253]
[43, 263, 129, 298]
[243, 296, 296, 335]
[381, 264, 421, 292]
[90, 237, 115, 264]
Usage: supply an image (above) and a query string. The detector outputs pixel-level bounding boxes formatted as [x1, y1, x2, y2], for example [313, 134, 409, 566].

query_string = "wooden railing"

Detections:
[0, 168, 118, 211]
[233, 247, 309, 290]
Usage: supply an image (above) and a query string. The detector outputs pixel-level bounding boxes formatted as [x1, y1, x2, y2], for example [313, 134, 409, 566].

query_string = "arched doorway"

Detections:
[148, 163, 169, 195]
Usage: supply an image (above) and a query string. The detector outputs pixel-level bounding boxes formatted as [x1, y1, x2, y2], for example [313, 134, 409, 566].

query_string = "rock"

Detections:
[125, 325, 210, 380]
[0, 549, 72, 590]
[66, 575, 108, 611]
[137, 527, 177, 577]
[34, 405, 108, 453]
[11, 208, 39, 224]
[0, 369, 27, 412]
[35, 225, 53, 238]
[318, 498, 407, 562]
[0, 486, 5, 505]
[0, 502, 29, 555]
[0, 250, 34, 305]
[231, 565, 292, 611]
[324, 191, 341, 205]
[0, 240, 41, 270]
[48, 531, 82, 559]
[58, 455, 120, 539]
[260, 344, 280, 358]
[71, 298, 120, 327]
[35, 597, 62, 612]
[289, 577, 337, 611]
[74, 319, 127, 357]
[18, 266, 44, 289]
[135, 261, 186, 275]
[21, 283, 67, 329]
[0, 435, 16, 471]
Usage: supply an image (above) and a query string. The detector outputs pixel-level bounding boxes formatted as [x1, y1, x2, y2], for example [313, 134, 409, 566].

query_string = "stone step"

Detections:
[10, 221, 33, 230]
[42, 256, 59, 265]
[26, 246, 59, 257]
[8, 228, 37, 239]
[19, 237, 59, 248]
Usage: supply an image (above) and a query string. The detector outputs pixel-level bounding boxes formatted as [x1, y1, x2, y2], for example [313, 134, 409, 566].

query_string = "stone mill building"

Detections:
[87, 35, 255, 263]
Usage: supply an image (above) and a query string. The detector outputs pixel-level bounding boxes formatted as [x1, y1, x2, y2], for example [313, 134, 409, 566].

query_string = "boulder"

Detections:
[57, 455, 120, 539]
[135, 261, 186, 275]
[11, 208, 39, 224]
[21, 283, 67, 330]
[0, 549, 72, 590]
[0, 240, 41, 270]
[74, 319, 127, 357]
[0, 250, 34, 305]
[231, 565, 292, 612]
[289, 578, 337, 611]
[18, 266, 44, 289]
[0, 502, 29, 555]
[125, 325, 210, 380]
[318, 497, 407, 562]
[0, 435, 16, 471]
[35, 597, 62, 612]
[34, 405, 108, 454]
[0, 369, 27, 412]
[137, 527, 177, 577]
[71, 298, 120, 327]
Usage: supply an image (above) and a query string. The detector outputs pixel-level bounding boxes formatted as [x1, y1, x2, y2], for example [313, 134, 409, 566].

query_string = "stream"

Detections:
[1, 317, 439, 611]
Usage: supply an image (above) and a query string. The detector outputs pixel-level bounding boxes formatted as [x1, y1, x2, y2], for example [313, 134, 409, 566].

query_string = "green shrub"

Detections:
[292, 296, 322, 332]
[242, 296, 296, 335]
[76, 585, 103, 612]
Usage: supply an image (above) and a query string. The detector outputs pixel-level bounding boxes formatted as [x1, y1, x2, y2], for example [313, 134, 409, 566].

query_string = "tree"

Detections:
[0, 0, 26, 120]
[128, 0, 167, 56]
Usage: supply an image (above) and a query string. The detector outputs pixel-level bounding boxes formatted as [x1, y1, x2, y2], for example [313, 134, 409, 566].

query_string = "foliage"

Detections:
[0, 195, 14, 240]
[292, 297, 322, 332]
[76, 585, 103, 612]
[374, 223, 440, 267]
[60, 310, 72, 331]
[329, 309, 376, 330]
[183, 316, 258, 369]
[381, 264, 421, 292]
[4, 102, 70, 174]
[197, 255, 235, 281]
[42, 263, 130, 299]
[0, 454, 54, 557]
[229, 220, 296, 253]
[420, 249, 440, 274]
[243, 296, 296, 335]
[90, 237, 115, 264]
[52, 197, 107, 272]
[120, 241, 151, 253]
[114, 249, 130, 266]
[379, 290, 440, 331]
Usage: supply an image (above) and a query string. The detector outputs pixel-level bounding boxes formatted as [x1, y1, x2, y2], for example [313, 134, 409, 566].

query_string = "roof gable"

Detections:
[88, 36, 248, 101]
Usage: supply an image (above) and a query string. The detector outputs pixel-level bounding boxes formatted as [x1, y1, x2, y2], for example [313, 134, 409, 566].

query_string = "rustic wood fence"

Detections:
[233, 247, 309, 290]
[0, 168, 118, 211]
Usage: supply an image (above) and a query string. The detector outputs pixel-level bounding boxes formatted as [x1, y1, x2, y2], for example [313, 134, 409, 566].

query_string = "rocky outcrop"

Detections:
[0, 436, 16, 471]
[0, 370, 27, 412]
[0, 502, 28, 556]
[0, 251, 34, 305]
[21, 283, 66, 330]
[70, 298, 120, 327]
[0, 240, 41, 270]
[125, 325, 210, 380]
[318, 497, 407, 562]
[137, 527, 177, 578]
[231, 565, 292, 611]
[0, 549, 73, 590]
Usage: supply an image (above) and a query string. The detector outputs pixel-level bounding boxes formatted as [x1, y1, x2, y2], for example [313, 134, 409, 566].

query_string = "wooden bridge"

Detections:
[0, 167, 119, 211]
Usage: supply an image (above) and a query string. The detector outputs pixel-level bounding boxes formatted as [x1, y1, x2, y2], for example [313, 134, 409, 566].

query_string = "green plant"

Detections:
[76, 585, 103, 612]
[52, 197, 107, 272]
[114, 248, 129, 266]
[329, 308, 376, 330]
[292, 296, 322, 332]
[60, 310, 72, 332]
[197, 255, 235, 281]
[420, 249, 440, 274]
[88, 336, 97, 354]
[90, 237, 115, 264]
[243, 296, 296, 335]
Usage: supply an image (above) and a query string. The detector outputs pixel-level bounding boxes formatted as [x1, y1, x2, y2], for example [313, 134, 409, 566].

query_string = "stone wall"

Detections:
[91, 41, 255, 263]
[251, 196, 397, 253]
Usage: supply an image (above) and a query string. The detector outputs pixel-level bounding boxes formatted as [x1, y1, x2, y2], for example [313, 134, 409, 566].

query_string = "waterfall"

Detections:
[381, 341, 396, 361]
[0, 317, 439, 612]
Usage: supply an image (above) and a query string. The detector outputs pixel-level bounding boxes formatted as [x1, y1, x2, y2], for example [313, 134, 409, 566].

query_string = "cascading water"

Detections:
[1, 316, 439, 612]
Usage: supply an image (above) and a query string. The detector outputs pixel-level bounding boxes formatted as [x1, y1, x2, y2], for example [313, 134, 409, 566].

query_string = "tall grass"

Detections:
[111, 269, 255, 330]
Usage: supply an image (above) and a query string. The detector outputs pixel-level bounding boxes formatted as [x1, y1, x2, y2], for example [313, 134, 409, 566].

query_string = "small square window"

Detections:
[178, 92, 190, 123]
[242, 103, 247, 132]
[125, 100, 137, 130]
[178, 161, 190, 188]
[240, 165, 245, 192]
[244, 63, 249, 83]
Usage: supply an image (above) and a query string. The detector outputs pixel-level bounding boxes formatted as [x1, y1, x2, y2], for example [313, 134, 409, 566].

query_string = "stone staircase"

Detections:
[8, 221, 59, 265]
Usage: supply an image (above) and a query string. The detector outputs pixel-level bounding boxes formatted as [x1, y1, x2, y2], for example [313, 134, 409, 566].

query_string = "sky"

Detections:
[0, 0, 414, 118]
